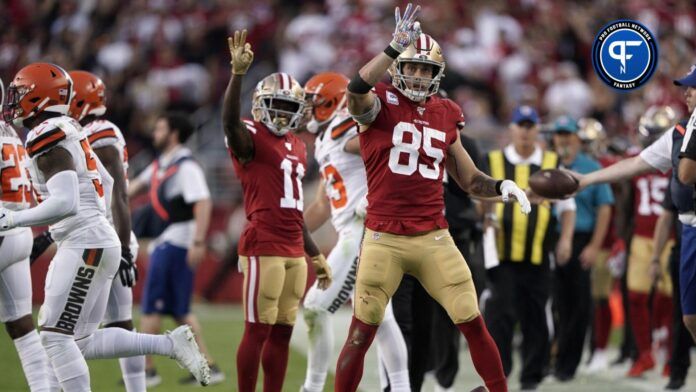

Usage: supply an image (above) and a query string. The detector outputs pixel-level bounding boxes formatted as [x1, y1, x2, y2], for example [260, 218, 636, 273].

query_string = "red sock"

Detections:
[236, 322, 272, 392]
[594, 300, 612, 349]
[457, 315, 507, 392]
[628, 291, 651, 356]
[653, 292, 674, 357]
[334, 317, 378, 392]
[260, 324, 294, 392]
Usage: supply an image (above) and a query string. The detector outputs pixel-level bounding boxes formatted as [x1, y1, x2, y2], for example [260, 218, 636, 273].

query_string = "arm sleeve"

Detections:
[639, 129, 674, 173]
[179, 161, 211, 203]
[12, 170, 79, 227]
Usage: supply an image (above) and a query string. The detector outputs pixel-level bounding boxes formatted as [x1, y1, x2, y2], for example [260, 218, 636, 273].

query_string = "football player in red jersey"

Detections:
[222, 30, 333, 392]
[333, 4, 530, 392]
[624, 106, 677, 377]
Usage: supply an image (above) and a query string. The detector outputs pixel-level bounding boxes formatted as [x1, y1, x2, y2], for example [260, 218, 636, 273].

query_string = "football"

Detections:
[528, 169, 579, 199]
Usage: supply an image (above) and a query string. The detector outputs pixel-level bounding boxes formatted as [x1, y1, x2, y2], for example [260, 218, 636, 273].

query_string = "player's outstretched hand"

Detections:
[500, 180, 531, 214]
[0, 207, 15, 231]
[564, 169, 587, 192]
[228, 29, 254, 75]
[390, 3, 422, 52]
[311, 254, 333, 290]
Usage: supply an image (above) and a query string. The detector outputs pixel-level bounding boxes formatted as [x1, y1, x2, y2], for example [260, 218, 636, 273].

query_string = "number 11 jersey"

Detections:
[229, 119, 307, 257]
[360, 82, 463, 235]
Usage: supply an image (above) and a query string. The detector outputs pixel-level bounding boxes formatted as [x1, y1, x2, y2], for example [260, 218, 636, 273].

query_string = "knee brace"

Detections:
[449, 290, 480, 324]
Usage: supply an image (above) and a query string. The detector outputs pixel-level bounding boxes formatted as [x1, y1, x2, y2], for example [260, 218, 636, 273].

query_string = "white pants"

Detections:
[0, 228, 33, 322]
[39, 245, 120, 339]
[304, 219, 364, 313]
[103, 232, 139, 325]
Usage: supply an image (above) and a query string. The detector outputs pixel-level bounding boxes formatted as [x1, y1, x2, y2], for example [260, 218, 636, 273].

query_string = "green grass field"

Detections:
[0, 304, 332, 392]
[2, 304, 694, 391]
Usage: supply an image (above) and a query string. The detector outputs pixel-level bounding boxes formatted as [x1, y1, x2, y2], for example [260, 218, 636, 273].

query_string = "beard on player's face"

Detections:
[685, 87, 696, 113]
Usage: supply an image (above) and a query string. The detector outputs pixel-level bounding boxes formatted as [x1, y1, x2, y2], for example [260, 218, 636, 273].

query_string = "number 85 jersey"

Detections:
[25, 116, 118, 247]
[360, 82, 463, 235]
[229, 119, 307, 258]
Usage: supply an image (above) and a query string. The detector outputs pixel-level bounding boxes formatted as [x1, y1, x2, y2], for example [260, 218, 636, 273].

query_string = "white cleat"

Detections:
[585, 349, 609, 374]
[168, 325, 211, 386]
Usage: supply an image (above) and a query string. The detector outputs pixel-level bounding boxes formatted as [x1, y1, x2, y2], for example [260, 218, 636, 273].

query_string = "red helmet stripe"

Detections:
[424, 35, 431, 51]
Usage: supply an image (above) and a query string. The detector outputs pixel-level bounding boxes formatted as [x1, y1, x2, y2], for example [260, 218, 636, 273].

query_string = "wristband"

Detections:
[495, 180, 504, 195]
[384, 45, 401, 59]
[347, 75, 373, 95]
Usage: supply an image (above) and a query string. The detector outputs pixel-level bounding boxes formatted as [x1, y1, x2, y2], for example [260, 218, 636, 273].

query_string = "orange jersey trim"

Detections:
[87, 128, 117, 144]
[331, 117, 356, 140]
[26, 129, 67, 157]
[676, 124, 686, 136]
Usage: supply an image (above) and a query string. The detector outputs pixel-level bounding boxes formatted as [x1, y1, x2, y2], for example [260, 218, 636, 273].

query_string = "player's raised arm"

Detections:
[346, 3, 421, 125]
[446, 133, 531, 214]
[0, 147, 78, 230]
[222, 29, 255, 164]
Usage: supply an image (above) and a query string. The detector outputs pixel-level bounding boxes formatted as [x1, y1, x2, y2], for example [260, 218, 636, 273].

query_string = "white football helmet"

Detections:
[252, 72, 305, 136]
[388, 34, 445, 102]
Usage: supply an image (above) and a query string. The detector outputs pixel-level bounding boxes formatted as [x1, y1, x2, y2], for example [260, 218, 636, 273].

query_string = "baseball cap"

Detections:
[552, 115, 579, 133]
[674, 64, 696, 87]
[511, 105, 540, 124]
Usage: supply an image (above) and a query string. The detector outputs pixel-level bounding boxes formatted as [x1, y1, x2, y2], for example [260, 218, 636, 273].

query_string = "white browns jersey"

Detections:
[314, 111, 367, 233]
[25, 116, 118, 247]
[0, 121, 32, 236]
[83, 119, 129, 226]
[83, 119, 129, 177]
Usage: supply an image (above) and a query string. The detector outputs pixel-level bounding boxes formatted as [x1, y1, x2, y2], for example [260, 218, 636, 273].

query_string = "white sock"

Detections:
[118, 329, 146, 392]
[40, 331, 91, 392]
[77, 327, 173, 359]
[302, 310, 332, 392]
[375, 316, 410, 391]
[13, 330, 50, 391]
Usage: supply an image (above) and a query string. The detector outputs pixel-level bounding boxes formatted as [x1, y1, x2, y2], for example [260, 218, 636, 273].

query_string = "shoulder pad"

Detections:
[26, 126, 67, 157]
[330, 116, 357, 140]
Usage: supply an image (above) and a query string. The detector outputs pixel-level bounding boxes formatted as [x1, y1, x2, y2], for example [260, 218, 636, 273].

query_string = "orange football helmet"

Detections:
[3, 63, 73, 127]
[68, 70, 106, 121]
[304, 72, 349, 133]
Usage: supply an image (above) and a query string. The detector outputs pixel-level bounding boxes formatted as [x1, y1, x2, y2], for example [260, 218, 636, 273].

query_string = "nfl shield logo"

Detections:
[417, 107, 426, 116]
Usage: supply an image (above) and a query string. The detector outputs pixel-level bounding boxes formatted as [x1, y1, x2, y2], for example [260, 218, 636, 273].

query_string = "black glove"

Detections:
[30, 231, 54, 265]
[118, 245, 138, 287]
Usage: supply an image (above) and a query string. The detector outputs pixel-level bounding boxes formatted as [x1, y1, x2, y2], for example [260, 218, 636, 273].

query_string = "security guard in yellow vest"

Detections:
[482, 106, 576, 389]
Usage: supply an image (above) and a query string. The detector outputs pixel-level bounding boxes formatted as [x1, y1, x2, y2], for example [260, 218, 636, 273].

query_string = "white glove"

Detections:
[390, 3, 422, 52]
[355, 195, 368, 219]
[0, 207, 16, 231]
[500, 180, 531, 214]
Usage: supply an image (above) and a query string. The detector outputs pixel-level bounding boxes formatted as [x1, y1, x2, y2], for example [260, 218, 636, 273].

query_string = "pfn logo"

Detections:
[608, 40, 642, 74]
[592, 20, 658, 91]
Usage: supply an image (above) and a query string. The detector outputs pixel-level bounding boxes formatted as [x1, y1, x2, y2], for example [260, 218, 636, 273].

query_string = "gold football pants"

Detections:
[354, 228, 479, 325]
[239, 255, 307, 325]
[627, 235, 672, 295]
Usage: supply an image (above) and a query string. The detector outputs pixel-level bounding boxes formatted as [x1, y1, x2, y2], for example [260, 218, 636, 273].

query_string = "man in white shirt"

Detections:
[128, 112, 224, 386]
[575, 67, 696, 389]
